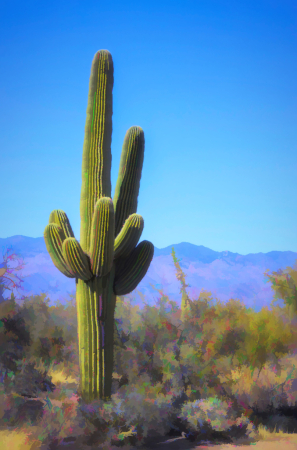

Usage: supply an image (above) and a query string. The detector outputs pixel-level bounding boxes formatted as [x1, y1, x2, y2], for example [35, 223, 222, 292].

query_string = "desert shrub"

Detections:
[79, 396, 128, 446]
[35, 332, 66, 364]
[0, 390, 45, 427]
[9, 294, 78, 367]
[117, 381, 177, 441]
[220, 355, 297, 413]
[35, 394, 83, 447]
[1, 311, 31, 346]
[0, 392, 28, 426]
[229, 414, 259, 440]
[243, 307, 292, 371]
[0, 346, 22, 375]
[79, 376, 178, 446]
[0, 303, 31, 377]
[0, 294, 19, 318]
[180, 396, 235, 433]
[78, 395, 141, 447]
[0, 391, 83, 446]
[0, 293, 78, 384]
[12, 359, 55, 397]
[179, 396, 257, 440]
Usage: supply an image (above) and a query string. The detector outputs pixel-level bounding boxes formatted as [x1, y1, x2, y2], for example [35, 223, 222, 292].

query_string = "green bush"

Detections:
[179, 396, 257, 440]
[79, 377, 179, 446]
[13, 359, 55, 397]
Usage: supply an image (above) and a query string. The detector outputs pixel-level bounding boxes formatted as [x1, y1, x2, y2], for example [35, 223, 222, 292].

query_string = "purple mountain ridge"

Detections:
[1, 236, 296, 312]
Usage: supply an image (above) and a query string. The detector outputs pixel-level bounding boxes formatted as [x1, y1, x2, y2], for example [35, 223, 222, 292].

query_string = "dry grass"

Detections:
[209, 425, 297, 449]
[47, 362, 78, 386]
[0, 427, 42, 450]
[212, 439, 297, 450]
[256, 424, 297, 443]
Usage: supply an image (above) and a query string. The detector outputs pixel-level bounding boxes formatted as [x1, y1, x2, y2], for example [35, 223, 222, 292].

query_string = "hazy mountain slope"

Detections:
[1, 236, 296, 311]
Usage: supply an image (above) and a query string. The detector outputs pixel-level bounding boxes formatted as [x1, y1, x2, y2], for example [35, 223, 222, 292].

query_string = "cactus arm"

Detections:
[114, 213, 144, 259]
[49, 209, 75, 240]
[113, 126, 145, 236]
[89, 197, 115, 277]
[80, 50, 114, 252]
[114, 240, 154, 295]
[44, 224, 75, 278]
[62, 238, 93, 281]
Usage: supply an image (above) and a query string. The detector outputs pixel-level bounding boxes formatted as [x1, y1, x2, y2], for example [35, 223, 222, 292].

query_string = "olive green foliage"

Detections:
[265, 263, 297, 320]
[179, 397, 257, 439]
[0, 293, 78, 395]
[113, 291, 297, 406]
[2, 256, 297, 445]
[44, 50, 154, 401]
[112, 252, 297, 421]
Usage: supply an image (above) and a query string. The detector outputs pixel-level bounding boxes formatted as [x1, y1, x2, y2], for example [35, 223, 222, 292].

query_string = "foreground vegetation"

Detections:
[1, 250, 297, 449]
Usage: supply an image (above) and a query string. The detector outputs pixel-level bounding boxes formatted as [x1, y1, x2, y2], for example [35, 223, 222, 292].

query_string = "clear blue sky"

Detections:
[1, 0, 296, 254]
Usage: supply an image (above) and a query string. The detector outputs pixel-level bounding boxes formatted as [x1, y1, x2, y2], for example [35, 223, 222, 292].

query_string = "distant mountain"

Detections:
[1, 236, 296, 312]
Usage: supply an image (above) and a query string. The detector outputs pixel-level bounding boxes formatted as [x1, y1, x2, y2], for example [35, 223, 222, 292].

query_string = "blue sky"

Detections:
[1, 0, 296, 254]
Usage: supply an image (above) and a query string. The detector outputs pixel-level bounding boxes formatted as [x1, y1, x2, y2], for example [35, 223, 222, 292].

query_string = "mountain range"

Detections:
[1, 236, 296, 312]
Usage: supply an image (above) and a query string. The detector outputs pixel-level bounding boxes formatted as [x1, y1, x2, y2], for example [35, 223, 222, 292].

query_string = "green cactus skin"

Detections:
[89, 197, 115, 277]
[113, 127, 145, 236]
[114, 241, 154, 295]
[44, 224, 76, 278]
[44, 50, 154, 402]
[114, 213, 144, 259]
[49, 210, 75, 240]
[62, 238, 93, 281]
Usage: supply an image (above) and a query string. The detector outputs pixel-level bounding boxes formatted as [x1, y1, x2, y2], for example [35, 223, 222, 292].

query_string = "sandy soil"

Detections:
[144, 435, 297, 449]
[49, 433, 297, 449]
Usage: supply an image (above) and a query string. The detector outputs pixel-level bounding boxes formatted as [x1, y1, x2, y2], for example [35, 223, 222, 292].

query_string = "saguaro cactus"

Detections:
[44, 50, 154, 402]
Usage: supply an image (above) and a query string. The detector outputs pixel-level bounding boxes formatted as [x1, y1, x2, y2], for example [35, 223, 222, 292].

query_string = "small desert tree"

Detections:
[0, 247, 26, 303]
[265, 263, 297, 320]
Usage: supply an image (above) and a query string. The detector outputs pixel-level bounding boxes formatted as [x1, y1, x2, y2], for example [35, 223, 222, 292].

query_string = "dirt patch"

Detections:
[144, 434, 297, 449]
[45, 433, 297, 450]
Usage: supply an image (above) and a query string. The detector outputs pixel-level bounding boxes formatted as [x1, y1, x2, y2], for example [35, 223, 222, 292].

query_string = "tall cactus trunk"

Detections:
[76, 268, 116, 401]
[77, 50, 114, 402]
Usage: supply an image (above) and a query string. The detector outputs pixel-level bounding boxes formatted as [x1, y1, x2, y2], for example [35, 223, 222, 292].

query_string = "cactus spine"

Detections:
[44, 50, 154, 401]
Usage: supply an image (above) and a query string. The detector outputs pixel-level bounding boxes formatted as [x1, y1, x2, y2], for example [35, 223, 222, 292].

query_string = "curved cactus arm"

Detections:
[113, 126, 145, 236]
[62, 238, 93, 281]
[80, 50, 114, 252]
[114, 240, 154, 295]
[89, 197, 115, 277]
[49, 209, 75, 240]
[114, 214, 144, 259]
[44, 224, 76, 278]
